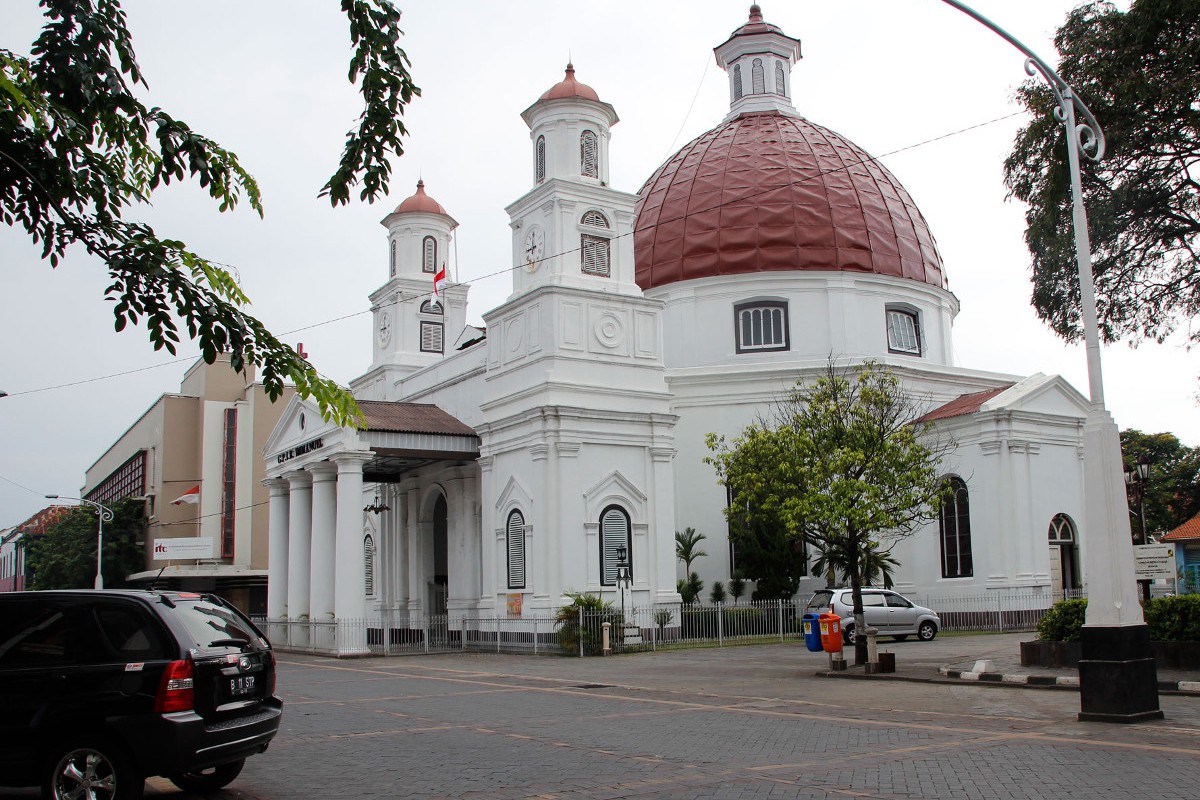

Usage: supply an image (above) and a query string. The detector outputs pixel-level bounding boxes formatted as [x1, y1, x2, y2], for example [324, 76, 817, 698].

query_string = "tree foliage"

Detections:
[705, 360, 950, 660]
[1120, 428, 1200, 538]
[674, 527, 707, 575]
[0, 0, 421, 426]
[25, 497, 145, 588]
[1004, 0, 1200, 350]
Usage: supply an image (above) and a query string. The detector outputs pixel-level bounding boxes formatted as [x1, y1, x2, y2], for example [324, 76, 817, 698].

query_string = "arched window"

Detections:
[599, 505, 631, 586]
[580, 130, 598, 178]
[774, 61, 786, 96]
[886, 306, 922, 356]
[939, 477, 972, 578]
[422, 236, 437, 274]
[751, 58, 765, 94]
[419, 299, 443, 316]
[535, 136, 546, 183]
[363, 533, 376, 597]
[581, 210, 609, 228]
[735, 301, 789, 353]
[506, 510, 526, 590]
[390, 240, 397, 276]
[733, 63, 744, 100]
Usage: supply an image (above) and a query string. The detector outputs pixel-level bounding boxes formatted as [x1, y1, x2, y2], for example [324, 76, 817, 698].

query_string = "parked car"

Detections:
[805, 588, 941, 644]
[0, 590, 282, 799]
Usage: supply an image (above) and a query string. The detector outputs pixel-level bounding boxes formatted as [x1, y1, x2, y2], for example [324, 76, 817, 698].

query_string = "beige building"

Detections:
[83, 355, 294, 614]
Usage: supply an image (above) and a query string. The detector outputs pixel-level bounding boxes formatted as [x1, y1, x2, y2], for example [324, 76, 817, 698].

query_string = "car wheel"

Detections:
[842, 625, 856, 645]
[892, 635, 909, 642]
[169, 758, 245, 793]
[46, 741, 143, 800]
[918, 621, 937, 641]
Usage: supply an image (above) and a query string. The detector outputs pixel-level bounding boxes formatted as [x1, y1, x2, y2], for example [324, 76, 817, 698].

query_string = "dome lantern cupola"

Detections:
[521, 63, 619, 188]
[714, 4, 802, 119]
[380, 180, 458, 281]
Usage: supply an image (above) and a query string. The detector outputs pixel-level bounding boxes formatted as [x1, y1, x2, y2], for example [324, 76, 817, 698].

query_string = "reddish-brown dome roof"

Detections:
[634, 112, 945, 290]
[539, 63, 601, 102]
[393, 180, 449, 216]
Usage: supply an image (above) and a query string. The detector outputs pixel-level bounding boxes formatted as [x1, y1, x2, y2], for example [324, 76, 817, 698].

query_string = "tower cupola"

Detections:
[713, 4, 803, 119]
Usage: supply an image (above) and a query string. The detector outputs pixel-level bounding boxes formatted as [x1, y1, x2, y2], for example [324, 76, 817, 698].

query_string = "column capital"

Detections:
[264, 477, 290, 496]
[286, 470, 313, 489]
[333, 451, 374, 474]
[308, 461, 338, 483]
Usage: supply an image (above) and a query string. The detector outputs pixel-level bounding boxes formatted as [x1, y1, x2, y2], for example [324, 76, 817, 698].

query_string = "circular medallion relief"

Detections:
[594, 312, 625, 349]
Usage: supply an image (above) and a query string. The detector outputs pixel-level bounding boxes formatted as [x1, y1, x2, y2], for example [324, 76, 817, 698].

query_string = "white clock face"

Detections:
[378, 311, 392, 346]
[523, 227, 545, 271]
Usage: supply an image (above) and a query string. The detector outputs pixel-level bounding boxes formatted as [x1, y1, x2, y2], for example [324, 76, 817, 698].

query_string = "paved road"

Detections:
[6, 634, 1199, 799]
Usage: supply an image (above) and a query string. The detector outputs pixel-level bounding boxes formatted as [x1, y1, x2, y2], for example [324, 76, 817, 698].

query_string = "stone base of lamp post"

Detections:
[1078, 624, 1163, 723]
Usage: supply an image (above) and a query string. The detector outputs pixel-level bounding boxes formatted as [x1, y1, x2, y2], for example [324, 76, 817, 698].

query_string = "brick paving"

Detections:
[200, 637, 1200, 799]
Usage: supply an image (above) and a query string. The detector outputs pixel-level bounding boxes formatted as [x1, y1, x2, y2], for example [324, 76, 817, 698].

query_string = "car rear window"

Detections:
[169, 599, 262, 650]
[805, 590, 833, 611]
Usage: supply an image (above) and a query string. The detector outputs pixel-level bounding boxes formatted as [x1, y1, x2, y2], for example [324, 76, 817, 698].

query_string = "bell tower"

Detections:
[714, 4, 803, 120]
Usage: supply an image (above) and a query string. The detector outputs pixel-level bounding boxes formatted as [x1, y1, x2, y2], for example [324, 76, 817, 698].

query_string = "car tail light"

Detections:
[266, 650, 277, 697]
[155, 659, 195, 712]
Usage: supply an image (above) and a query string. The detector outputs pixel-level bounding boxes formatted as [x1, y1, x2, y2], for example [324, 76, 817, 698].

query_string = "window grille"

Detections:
[535, 136, 546, 183]
[581, 234, 610, 277]
[939, 477, 973, 578]
[775, 61, 786, 96]
[86, 450, 147, 506]
[1048, 513, 1075, 542]
[886, 308, 921, 355]
[581, 210, 609, 228]
[735, 302, 789, 352]
[363, 534, 375, 597]
[420, 321, 444, 353]
[390, 240, 397, 276]
[733, 64, 743, 99]
[220, 408, 237, 558]
[419, 299, 443, 316]
[752, 58, 765, 94]
[599, 505, 631, 586]
[580, 130, 598, 178]
[506, 510, 526, 589]
[422, 236, 437, 274]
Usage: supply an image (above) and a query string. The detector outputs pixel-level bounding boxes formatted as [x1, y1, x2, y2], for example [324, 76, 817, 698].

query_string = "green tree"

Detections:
[674, 527, 707, 576]
[1003, 0, 1200, 354]
[811, 538, 899, 590]
[725, 514, 808, 600]
[706, 360, 950, 664]
[1120, 429, 1200, 539]
[728, 573, 746, 605]
[676, 572, 703, 605]
[1, 0, 420, 426]
[25, 497, 145, 588]
[709, 581, 727, 604]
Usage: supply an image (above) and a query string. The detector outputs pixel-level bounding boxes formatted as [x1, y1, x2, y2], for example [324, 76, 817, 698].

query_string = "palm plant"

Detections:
[675, 527, 708, 575]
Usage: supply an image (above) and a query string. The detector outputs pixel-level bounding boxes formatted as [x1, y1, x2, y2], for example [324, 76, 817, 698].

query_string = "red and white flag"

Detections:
[171, 485, 200, 505]
[432, 263, 446, 306]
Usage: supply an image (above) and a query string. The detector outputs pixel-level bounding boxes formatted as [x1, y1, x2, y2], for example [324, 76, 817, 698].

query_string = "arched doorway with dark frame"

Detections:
[1048, 513, 1081, 599]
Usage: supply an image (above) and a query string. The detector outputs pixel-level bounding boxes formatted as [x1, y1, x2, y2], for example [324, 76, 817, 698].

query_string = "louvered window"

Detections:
[535, 136, 546, 183]
[735, 301, 789, 352]
[422, 236, 437, 274]
[940, 477, 972, 578]
[733, 64, 743, 100]
[364, 534, 376, 596]
[775, 61, 786, 96]
[599, 505, 631, 587]
[420, 321, 444, 353]
[390, 240, 397, 276]
[752, 58, 765, 94]
[220, 408, 237, 558]
[506, 510, 526, 590]
[581, 235, 610, 277]
[419, 299, 443, 316]
[886, 308, 921, 355]
[581, 210, 609, 228]
[580, 130, 598, 178]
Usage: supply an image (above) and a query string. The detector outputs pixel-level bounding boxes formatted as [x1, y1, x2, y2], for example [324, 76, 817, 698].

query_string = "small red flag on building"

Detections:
[171, 485, 200, 505]
[432, 263, 446, 306]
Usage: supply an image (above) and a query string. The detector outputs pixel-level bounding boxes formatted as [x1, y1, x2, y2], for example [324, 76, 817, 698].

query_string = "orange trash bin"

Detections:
[819, 613, 843, 653]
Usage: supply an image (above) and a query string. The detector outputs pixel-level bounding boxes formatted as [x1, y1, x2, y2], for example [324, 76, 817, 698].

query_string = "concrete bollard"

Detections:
[864, 626, 879, 673]
[602, 621, 611, 656]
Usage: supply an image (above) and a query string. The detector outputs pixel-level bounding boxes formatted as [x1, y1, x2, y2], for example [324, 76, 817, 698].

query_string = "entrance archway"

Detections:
[1048, 513, 1080, 598]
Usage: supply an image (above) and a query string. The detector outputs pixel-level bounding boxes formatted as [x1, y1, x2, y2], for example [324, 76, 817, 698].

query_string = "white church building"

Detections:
[261, 6, 1091, 653]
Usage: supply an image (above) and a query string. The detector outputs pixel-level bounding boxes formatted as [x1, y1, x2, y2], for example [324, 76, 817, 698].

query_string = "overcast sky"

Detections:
[3, 0, 1192, 528]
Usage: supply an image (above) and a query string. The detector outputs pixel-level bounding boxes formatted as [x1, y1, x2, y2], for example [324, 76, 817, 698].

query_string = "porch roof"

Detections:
[357, 401, 480, 482]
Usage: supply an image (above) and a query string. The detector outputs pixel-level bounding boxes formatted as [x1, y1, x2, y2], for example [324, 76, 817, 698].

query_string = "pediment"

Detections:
[981, 373, 1090, 419]
[262, 395, 361, 474]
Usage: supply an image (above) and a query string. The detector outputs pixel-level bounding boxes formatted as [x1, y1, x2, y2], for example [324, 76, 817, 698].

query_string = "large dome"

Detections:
[634, 111, 945, 291]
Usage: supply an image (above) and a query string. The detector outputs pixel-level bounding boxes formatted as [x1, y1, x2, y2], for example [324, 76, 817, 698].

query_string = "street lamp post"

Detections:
[1124, 455, 1152, 600]
[940, 1, 1161, 722]
[615, 544, 630, 634]
[45, 494, 114, 589]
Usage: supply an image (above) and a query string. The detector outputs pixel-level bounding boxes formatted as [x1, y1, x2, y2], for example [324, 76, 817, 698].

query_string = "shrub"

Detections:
[677, 572, 703, 604]
[1037, 598, 1088, 641]
[709, 581, 727, 604]
[722, 606, 765, 636]
[1144, 595, 1200, 642]
[555, 592, 621, 655]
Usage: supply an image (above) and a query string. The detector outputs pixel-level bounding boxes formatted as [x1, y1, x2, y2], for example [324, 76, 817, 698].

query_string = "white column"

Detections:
[286, 472, 313, 623]
[265, 478, 290, 620]
[334, 453, 371, 654]
[309, 463, 338, 624]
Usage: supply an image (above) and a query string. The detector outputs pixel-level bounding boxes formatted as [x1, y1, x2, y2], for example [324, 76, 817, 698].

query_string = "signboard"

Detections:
[153, 537, 215, 561]
[1133, 544, 1176, 581]
[506, 593, 523, 617]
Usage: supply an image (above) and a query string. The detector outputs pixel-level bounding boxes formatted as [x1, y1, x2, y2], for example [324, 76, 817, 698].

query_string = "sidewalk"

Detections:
[815, 635, 1200, 695]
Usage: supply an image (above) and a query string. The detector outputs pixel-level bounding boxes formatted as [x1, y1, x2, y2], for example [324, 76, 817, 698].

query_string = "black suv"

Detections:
[0, 590, 282, 799]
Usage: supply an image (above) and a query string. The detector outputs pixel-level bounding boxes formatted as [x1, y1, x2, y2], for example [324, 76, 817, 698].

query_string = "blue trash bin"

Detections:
[801, 613, 822, 652]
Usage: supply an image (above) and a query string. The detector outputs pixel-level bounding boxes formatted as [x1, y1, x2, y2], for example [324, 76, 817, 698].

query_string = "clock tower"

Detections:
[353, 181, 469, 401]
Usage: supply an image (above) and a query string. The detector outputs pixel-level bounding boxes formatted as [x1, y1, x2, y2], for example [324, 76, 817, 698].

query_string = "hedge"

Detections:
[1037, 595, 1200, 642]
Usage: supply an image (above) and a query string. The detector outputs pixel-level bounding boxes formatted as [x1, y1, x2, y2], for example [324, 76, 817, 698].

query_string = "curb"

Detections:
[937, 667, 1200, 695]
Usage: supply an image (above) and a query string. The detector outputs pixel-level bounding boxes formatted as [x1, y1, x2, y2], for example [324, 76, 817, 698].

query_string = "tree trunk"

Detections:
[849, 552, 867, 666]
